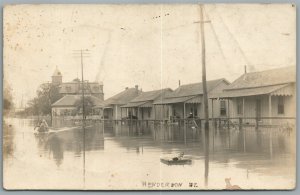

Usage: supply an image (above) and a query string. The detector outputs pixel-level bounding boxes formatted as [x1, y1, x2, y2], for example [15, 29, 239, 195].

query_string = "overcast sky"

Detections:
[4, 4, 296, 107]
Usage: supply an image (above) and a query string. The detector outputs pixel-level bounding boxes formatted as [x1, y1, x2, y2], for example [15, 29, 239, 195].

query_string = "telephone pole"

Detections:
[200, 4, 210, 187]
[73, 49, 90, 186]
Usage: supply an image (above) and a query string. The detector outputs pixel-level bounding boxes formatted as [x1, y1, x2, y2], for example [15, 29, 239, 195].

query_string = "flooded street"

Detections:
[3, 118, 295, 190]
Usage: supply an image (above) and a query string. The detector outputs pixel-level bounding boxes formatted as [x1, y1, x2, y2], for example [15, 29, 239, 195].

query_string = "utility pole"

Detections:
[73, 49, 90, 186]
[200, 4, 209, 131]
[200, 4, 210, 188]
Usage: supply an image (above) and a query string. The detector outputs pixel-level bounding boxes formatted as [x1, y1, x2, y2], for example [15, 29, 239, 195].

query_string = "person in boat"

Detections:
[172, 152, 184, 161]
[34, 119, 49, 132]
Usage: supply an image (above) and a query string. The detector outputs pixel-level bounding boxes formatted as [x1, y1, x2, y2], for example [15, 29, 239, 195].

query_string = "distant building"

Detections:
[51, 95, 104, 117]
[212, 66, 296, 125]
[51, 67, 104, 101]
[153, 78, 230, 120]
[50, 67, 105, 119]
[103, 85, 142, 120]
[121, 88, 173, 120]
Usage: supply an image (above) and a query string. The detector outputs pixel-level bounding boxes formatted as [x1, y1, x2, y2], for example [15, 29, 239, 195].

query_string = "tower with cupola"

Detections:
[52, 66, 62, 85]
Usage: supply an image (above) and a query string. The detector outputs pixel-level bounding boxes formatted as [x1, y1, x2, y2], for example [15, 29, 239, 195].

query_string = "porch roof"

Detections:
[210, 84, 290, 99]
[121, 101, 148, 108]
[153, 96, 195, 105]
[52, 95, 104, 108]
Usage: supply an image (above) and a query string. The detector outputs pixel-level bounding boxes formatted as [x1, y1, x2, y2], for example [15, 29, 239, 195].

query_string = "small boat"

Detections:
[160, 153, 192, 165]
[35, 126, 49, 133]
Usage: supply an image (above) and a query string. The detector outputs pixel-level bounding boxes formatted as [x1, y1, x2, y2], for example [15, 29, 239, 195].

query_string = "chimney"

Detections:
[135, 85, 138, 90]
[178, 80, 181, 87]
[244, 65, 247, 74]
[125, 87, 129, 90]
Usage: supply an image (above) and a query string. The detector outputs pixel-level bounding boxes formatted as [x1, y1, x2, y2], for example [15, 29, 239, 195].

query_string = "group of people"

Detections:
[34, 119, 49, 133]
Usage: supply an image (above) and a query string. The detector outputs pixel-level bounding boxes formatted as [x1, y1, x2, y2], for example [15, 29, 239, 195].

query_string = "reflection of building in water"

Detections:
[47, 135, 64, 167]
[212, 66, 296, 126]
[103, 85, 142, 120]
[121, 88, 173, 120]
[34, 125, 105, 167]
[154, 78, 230, 120]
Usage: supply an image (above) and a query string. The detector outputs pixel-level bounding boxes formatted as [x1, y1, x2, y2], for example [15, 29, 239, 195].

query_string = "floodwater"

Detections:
[3, 118, 296, 190]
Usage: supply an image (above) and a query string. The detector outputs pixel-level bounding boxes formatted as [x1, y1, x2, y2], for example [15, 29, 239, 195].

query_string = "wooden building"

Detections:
[59, 80, 104, 100]
[153, 78, 230, 120]
[51, 67, 104, 100]
[103, 85, 142, 120]
[51, 95, 104, 117]
[121, 88, 173, 120]
[211, 66, 296, 125]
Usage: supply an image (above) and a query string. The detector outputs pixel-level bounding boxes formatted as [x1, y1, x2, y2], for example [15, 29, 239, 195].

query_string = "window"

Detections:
[66, 86, 72, 92]
[278, 96, 285, 114]
[93, 86, 99, 91]
[237, 98, 243, 115]
[148, 108, 151, 118]
[220, 100, 226, 116]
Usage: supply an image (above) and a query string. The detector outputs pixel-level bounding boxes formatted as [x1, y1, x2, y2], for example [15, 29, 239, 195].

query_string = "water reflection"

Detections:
[3, 118, 296, 189]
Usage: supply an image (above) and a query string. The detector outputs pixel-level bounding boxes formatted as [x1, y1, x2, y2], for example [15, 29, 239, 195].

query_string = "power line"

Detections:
[203, 7, 231, 71]
[211, 4, 251, 67]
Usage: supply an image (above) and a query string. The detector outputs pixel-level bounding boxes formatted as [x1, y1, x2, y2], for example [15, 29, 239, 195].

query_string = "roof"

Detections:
[121, 101, 147, 108]
[154, 96, 194, 105]
[104, 88, 141, 106]
[59, 82, 103, 94]
[212, 84, 290, 99]
[121, 88, 173, 108]
[52, 95, 104, 107]
[153, 78, 229, 104]
[225, 66, 295, 90]
[130, 88, 172, 102]
[166, 78, 229, 98]
[216, 66, 296, 98]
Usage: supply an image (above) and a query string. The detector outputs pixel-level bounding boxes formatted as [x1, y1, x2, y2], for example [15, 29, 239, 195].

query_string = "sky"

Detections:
[3, 4, 296, 108]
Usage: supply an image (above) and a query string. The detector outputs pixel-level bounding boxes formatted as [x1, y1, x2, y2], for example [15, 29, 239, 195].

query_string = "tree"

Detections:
[26, 83, 62, 116]
[74, 96, 95, 116]
[3, 81, 14, 113]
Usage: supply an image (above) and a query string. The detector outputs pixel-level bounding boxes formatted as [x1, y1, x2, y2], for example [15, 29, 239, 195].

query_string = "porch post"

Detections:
[121, 107, 123, 122]
[211, 99, 214, 119]
[227, 99, 230, 118]
[227, 99, 230, 129]
[183, 102, 186, 119]
[162, 104, 165, 121]
[269, 94, 272, 125]
[115, 105, 118, 120]
[154, 105, 156, 120]
[242, 97, 245, 118]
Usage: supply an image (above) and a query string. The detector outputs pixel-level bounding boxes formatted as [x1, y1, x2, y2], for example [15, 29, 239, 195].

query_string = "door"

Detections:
[256, 99, 261, 120]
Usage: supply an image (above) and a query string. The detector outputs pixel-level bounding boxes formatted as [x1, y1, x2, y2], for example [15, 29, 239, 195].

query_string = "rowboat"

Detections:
[160, 156, 192, 165]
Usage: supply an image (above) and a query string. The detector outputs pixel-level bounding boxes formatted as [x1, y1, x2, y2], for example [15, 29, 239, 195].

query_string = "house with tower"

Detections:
[51, 67, 105, 117]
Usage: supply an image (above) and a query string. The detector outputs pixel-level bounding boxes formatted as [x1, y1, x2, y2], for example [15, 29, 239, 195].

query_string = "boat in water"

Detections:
[160, 153, 192, 165]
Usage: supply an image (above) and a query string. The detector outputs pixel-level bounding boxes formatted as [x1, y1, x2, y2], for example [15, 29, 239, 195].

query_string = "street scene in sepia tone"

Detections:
[3, 4, 296, 190]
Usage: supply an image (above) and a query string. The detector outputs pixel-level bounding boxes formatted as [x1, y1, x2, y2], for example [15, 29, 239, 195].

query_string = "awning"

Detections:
[271, 84, 294, 96]
[121, 101, 147, 108]
[211, 84, 290, 99]
[153, 96, 195, 105]
[185, 96, 202, 103]
[139, 101, 153, 108]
